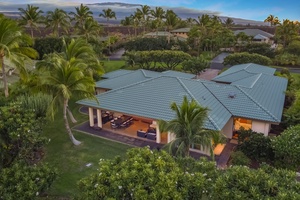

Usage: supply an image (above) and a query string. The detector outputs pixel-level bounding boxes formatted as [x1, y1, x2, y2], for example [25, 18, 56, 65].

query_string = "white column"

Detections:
[167, 132, 175, 143]
[97, 109, 102, 128]
[154, 121, 161, 143]
[89, 107, 94, 127]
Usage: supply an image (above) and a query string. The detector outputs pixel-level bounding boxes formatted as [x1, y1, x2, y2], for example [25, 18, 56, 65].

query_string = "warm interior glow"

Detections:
[234, 118, 252, 130]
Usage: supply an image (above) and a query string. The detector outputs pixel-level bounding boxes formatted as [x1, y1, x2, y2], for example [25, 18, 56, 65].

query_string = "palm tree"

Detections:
[276, 19, 299, 47]
[224, 17, 234, 28]
[18, 4, 44, 38]
[264, 14, 281, 26]
[77, 18, 102, 41]
[164, 10, 179, 43]
[121, 16, 133, 36]
[99, 8, 116, 54]
[0, 16, 38, 97]
[69, 3, 93, 31]
[150, 7, 165, 34]
[159, 96, 225, 158]
[36, 38, 99, 145]
[136, 5, 151, 33]
[194, 14, 211, 27]
[99, 8, 117, 24]
[46, 8, 70, 37]
[186, 17, 194, 27]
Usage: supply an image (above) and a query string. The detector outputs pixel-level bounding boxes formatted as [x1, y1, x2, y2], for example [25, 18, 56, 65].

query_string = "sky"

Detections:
[1, 0, 300, 21]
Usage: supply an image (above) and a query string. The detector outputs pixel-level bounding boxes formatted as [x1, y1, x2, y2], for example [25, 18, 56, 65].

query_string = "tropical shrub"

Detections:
[274, 52, 300, 66]
[272, 125, 300, 170]
[237, 131, 274, 162]
[34, 37, 64, 59]
[0, 162, 57, 200]
[125, 50, 191, 71]
[240, 43, 275, 58]
[0, 103, 48, 167]
[223, 52, 272, 66]
[78, 147, 215, 199]
[182, 55, 210, 75]
[212, 165, 300, 199]
[229, 151, 251, 166]
[286, 40, 300, 56]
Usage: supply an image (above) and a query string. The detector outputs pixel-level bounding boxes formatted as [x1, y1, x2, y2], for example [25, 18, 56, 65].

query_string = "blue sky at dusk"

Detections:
[1, 0, 300, 21]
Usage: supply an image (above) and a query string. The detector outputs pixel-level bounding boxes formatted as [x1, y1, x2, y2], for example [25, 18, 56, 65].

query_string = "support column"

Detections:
[88, 107, 94, 127]
[154, 121, 161, 144]
[167, 131, 175, 143]
[97, 109, 102, 128]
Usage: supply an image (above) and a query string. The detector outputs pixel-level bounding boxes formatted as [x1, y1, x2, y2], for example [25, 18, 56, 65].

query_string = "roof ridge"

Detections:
[99, 70, 135, 82]
[232, 73, 262, 88]
[235, 86, 280, 122]
[244, 63, 252, 70]
[177, 78, 221, 130]
[214, 69, 257, 82]
[102, 69, 133, 78]
[201, 82, 234, 116]
[97, 75, 163, 96]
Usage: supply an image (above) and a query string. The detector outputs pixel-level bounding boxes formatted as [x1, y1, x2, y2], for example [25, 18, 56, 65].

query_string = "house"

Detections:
[144, 31, 173, 38]
[77, 63, 287, 152]
[234, 29, 274, 44]
[170, 28, 191, 40]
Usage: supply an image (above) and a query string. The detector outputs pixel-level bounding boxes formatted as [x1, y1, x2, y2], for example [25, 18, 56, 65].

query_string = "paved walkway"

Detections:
[210, 52, 230, 70]
[73, 121, 211, 160]
[217, 141, 237, 168]
[109, 48, 125, 60]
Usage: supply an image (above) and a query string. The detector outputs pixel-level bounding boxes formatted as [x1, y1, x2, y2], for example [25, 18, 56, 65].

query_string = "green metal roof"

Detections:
[101, 69, 133, 79]
[97, 69, 195, 90]
[144, 31, 172, 37]
[171, 28, 191, 33]
[162, 70, 195, 79]
[96, 69, 161, 89]
[78, 66, 287, 130]
[237, 74, 288, 122]
[234, 29, 274, 38]
[213, 63, 276, 83]
[79, 76, 228, 130]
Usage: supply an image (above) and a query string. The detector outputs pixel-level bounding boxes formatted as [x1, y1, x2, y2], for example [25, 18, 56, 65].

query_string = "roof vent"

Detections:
[228, 92, 236, 98]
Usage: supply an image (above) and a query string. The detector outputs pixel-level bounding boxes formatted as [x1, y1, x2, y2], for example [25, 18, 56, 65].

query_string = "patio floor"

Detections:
[77, 106, 235, 167]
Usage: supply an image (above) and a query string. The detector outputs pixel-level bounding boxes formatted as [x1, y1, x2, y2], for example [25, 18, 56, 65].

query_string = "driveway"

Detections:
[210, 52, 230, 70]
[109, 48, 125, 60]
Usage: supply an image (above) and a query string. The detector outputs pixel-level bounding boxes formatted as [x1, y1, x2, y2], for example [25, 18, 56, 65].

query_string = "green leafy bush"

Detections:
[230, 151, 251, 166]
[237, 129, 274, 162]
[78, 147, 216, 199]
[272, 125, 300, 170]
[212, 165, 300, 199]
[241, 43, 275, 58]
[34, 37, 64, 59]
[182, 55, 210, 74]
[223, 52, 272, 66]
[0, 162, 57, 199]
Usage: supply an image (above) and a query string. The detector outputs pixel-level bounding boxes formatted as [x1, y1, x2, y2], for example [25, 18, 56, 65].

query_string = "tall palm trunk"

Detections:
[0, 57, 8, 97]
[63, 99, 81, 145]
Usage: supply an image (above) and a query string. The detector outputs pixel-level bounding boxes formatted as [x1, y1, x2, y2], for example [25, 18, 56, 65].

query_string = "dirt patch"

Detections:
[196, 69, 220, 80]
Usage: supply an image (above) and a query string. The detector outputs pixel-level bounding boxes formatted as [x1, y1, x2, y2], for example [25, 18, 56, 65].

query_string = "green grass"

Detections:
[42, 103, 131, 198]
[101, 60, 126, 73]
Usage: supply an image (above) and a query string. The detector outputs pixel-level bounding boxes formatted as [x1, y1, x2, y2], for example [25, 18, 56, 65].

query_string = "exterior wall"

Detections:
[221, 117, 233, 138]
[173, 32, 188, 38]
[252, 120, 271, 136]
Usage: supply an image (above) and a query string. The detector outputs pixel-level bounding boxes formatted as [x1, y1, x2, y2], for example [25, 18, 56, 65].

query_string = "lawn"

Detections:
[41, 102, 131, 198]
[101, 60, 127, 73]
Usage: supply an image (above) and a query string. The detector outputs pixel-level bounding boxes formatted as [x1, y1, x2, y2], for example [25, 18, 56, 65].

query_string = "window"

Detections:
[234, 118, 252, 131]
